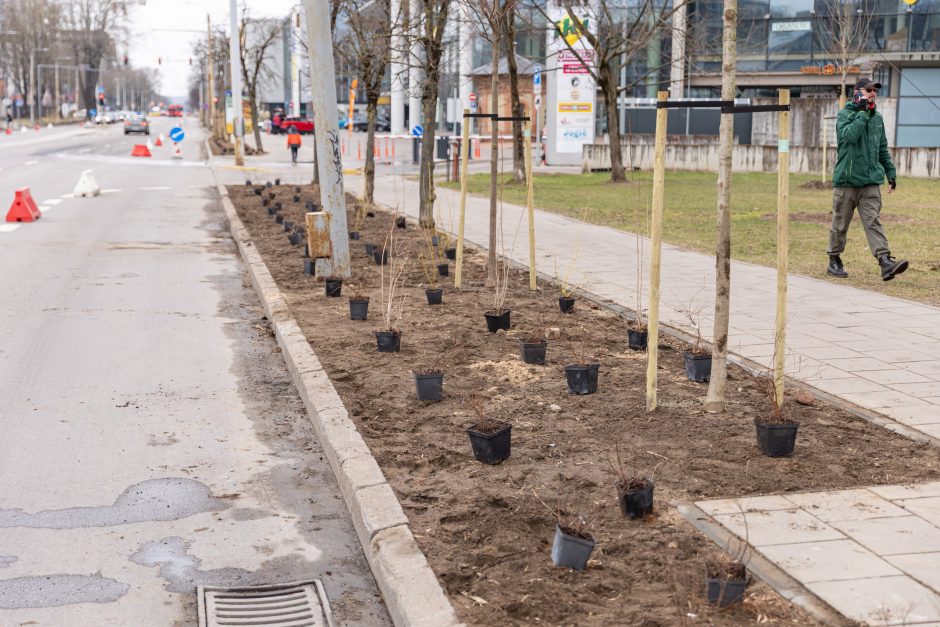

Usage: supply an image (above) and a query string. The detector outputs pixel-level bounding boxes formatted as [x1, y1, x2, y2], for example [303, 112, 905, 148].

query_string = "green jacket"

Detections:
[833, 102, 896, 187]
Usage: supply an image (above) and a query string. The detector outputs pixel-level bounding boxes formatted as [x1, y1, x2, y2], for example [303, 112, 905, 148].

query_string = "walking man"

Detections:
[287, 127, 302, 165]
[828, 77, 908, 281]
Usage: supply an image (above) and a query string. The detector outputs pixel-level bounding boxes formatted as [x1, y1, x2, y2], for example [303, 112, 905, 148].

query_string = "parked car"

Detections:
[124, 114, 150, 135]
[278, 115, 314, 134]
[353, 113, 390, 132]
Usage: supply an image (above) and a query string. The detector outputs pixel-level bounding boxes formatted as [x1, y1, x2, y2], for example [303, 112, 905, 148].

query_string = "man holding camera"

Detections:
[827, 77, 908, 282]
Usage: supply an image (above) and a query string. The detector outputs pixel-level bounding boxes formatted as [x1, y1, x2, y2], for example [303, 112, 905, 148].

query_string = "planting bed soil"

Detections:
[229, 182, 940, 626]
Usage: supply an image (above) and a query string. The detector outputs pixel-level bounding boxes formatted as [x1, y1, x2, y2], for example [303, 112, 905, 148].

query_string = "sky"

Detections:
[127, 0, 300, 98]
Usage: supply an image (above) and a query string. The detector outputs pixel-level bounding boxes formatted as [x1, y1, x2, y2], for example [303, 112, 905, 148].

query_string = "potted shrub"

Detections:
[608, 447, 661, 519]
[365, 242, 376, 256]
[554, 232, 583, 314]
[349, 204, 364, 240]
[535, 492, 596, 571]
[375, 224, 408, 353]
[412, 336, 458, 401]
[324, 276, 343, 297]
[754, 372, 800, 457]
[419, 252, 444, 306]
[518, 327, 548, 365]
[348, 289, 369, 320]
[274, 177, 281, 186]
[395, 215, 406, 229]
[466, 394, 511, 464]
[560, 327, 600, 395]
[675, 299, 711, 382]
[483, 249, 511, 332]
[705, 548, 747, 608]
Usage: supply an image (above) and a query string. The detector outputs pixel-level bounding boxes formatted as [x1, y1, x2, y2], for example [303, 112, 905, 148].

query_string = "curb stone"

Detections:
[208, 164, 463, 627]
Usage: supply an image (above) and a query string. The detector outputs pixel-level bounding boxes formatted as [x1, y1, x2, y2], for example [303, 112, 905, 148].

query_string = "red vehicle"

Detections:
[167, 104, 183, 118]
[277, 115, 314, 134]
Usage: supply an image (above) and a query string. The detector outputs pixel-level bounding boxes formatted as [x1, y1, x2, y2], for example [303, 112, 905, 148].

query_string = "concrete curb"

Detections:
[676, 502, 854, 626]
[208, 166, 462, 627]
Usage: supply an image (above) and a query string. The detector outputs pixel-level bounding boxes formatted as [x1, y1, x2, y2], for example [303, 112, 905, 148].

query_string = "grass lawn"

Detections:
[441, 171, 940, 305]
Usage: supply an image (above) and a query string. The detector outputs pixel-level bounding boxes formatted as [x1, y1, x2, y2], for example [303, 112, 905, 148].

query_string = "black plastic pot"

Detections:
[325, 279, 343, 297]
[684, 352, 712, 383]
[267, 205, 276, 216]
[565, 363, 600, 395]
[395, 216, 406, 229]
[303, 244, 310, 258]
[349, 230, 360, 240]
[262, 198, 269, 207]
[303, 259, 315, 276]
[274, 178, 281, 186]
[707, 577, 746, 608]
[431, 235, 439, 247]
[373, 249, 389, 265]
[559, 296, 576, 314]
[293, 194, 300, 203]
[266, 182, 273, 189]
[283, 220, 293, 232]
[254, 188, 262, 196]
[484, 309, 511, 332]
[551, 525, 595, 571]
[348, 298, 369, 320]
[445, 247, 457, 260]
[274, 202, 282, 211]
[437, 263, 449, 277]
[618, 480, 654, 519]
[627, 328, 648, 351]
[755, 419, 799, 457]
[426, 288, 443, 305]
[287, 232, 299, 246]
[375, 330, 401, 352]
[365, 243, 376, 256]
[275, 214, 284, 224]
[467, 422, 511, 464]
[245, 180, 252, 187]
[413, 371, 444, 401]
[519, 340, 547, 365]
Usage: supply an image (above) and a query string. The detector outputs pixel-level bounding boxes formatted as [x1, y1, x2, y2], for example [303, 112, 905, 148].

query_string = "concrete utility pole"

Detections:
[229, 0, 245, 166]
[207, 15, 215, 133]
[30, 47, 49, 124]
[303, 0, 351, 278]
[390, 0, 406, 134]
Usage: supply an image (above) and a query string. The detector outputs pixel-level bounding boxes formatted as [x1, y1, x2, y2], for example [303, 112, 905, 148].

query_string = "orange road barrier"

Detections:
[131, 144, 152, 157]
[384, 138, 389, 157]
[357, 141, 361, 160]
[6, 188, 42, 222]
[474, 139, 481, 159]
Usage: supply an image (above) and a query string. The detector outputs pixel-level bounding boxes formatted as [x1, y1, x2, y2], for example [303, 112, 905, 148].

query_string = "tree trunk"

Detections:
[486, 23, 500, 288]
[249, 87, 263, 153]
[601, 63, 626, 183]
[503, 13, 525, 183]
[418, 88, 438, 229]
[364, 95, 377, 205]
[704, 0, 737, 413]
[313, 128, 320, 185]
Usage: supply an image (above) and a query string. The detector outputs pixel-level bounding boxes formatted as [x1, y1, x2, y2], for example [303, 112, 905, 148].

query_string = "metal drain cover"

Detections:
[197, 579, 335, 627]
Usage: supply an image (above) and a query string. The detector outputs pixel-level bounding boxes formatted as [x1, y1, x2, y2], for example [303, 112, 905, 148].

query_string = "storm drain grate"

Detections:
[197, 579, 334, 627]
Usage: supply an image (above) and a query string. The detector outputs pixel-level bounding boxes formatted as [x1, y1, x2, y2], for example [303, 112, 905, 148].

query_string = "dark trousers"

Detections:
[290, 146, 299, 162]
[828, 185, 890, 258]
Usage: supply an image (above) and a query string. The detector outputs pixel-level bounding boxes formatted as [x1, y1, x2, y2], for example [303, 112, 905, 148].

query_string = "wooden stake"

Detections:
[455, 109, 471, 289]
[524, 121, 537, 290]
[646, 91, 669, 413]
[774, 89, 790, 409]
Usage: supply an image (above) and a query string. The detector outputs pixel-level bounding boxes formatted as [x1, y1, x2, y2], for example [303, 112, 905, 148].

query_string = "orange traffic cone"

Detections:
[131, 144, 152, 157]
[155, 136, 163, 146]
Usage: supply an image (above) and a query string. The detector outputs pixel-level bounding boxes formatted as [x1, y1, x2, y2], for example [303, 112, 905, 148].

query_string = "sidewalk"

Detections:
[358, 173, 940, 446]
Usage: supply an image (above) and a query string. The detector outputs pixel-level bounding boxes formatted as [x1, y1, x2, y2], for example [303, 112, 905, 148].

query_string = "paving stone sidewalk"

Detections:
[360, 173, 940, 445]
[692, 483, 940, 625]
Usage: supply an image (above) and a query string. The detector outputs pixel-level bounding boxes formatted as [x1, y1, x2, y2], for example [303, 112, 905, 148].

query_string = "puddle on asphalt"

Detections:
[0, 478, 228, 529]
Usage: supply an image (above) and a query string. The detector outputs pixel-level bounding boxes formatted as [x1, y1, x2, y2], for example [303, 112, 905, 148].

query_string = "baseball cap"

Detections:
[854, 77, 882, 90]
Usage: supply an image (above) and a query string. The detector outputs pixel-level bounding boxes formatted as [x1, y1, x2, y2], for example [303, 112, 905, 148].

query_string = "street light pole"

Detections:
[30, 47, 49, 125]
[229, 0, 245, 166]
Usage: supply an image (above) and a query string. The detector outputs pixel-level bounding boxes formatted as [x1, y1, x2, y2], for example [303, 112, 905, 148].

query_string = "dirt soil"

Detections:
[228, 182, 940, 626]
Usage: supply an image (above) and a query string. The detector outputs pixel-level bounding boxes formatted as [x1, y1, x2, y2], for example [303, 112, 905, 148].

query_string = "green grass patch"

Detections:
[441, 171, 940, 305]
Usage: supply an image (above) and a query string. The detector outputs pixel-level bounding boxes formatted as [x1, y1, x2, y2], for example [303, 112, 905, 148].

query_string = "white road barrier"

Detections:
[74, 170, 101, 197]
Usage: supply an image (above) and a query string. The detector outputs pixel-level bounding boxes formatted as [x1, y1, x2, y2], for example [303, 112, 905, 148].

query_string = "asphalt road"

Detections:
[0, 118, 389, 626]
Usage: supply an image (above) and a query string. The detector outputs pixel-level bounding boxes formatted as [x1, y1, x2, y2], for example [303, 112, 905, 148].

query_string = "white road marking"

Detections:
[61, 193, 75, 199]
[25, 160, 38, 166]
[39, 206, 52, 213]
[42, 199, 63, 205]
[100, 189, 122, 194]
[139, 186, 171, 191]
[0, 224, 21, 233]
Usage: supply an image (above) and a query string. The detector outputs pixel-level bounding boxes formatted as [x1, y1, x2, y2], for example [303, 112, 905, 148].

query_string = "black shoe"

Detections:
[878, 254, 909, 281]
[827, 255, 848, 278]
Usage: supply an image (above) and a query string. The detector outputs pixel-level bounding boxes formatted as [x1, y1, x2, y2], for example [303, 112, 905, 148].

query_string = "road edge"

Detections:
[208, 160, 463, 627]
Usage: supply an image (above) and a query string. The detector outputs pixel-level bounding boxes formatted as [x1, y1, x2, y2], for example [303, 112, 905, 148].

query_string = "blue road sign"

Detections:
[89, 108, 97, 118]
[411, 124, 423, 138]
[533, 64, 542, 86]
[169, 127, 185, 142]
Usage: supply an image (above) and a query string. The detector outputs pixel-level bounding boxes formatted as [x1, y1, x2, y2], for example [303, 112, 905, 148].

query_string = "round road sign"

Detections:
[169, 127, 185, 142]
